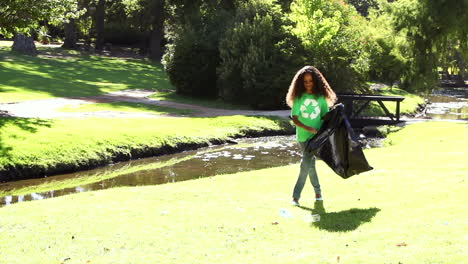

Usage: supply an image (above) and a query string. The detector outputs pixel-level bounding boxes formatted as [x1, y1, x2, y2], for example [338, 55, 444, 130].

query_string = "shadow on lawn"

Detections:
[0, 117, 53, 159]
[0, 48, 172, 100]
[299, 201, 380, 232]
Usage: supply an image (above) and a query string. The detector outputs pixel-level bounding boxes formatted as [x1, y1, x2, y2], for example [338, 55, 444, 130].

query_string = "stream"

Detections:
[1, 87, 466, 207]
[0, 136, 302, 207]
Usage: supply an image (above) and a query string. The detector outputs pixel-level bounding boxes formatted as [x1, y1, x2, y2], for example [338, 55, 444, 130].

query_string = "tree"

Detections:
[123, 0, 166, 60]
[217, 0, 301, 109]
[95, 0, 106, 51]
[347, 0, 378, 16]
[163, 0, 236, 97]
[391, 0, 468, 89]
[289, 0, 370, 92]
[0, 0, 84, 55]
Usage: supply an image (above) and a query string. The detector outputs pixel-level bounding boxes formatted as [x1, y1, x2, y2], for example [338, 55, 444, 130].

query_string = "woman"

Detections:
[286, 66, 336, 206]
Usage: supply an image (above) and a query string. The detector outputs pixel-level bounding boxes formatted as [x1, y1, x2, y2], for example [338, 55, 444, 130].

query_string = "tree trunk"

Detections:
[62, 19, 79, 49]
[148, 0, 165, 61]
[220, 0, 235, 10]
[95, 0, 106, 51]
[12, 34, 37, 56]
[455, 51, 467, 86]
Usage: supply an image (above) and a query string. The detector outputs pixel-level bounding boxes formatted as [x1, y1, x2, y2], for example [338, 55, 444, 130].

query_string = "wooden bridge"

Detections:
[337, 94, 406, 127]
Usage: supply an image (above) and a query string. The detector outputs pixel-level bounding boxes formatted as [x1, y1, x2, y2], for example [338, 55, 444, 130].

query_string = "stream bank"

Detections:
[0, 124, 295, 183]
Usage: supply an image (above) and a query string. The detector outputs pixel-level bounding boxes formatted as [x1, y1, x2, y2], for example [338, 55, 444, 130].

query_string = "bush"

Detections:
[289, 0, 370, 93]
[103, 22, 145, 46]
[361, 2, 411, 85]
[217, 0, 301, 109]
[163, 8, 229, 98]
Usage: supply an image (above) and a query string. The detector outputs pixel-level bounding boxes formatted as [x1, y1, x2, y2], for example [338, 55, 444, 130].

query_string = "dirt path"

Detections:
[0, 89, 290, 119]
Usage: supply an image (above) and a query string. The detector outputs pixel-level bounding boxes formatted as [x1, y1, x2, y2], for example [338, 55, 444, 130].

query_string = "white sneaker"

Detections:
[292, 198, 300, 206]
[315, 193, 323, 201]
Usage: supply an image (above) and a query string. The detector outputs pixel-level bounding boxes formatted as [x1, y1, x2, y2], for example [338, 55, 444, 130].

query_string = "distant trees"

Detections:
[391, 0, 468, 89]
[0, 0, 83, 55]
[1, 0, 466, 107]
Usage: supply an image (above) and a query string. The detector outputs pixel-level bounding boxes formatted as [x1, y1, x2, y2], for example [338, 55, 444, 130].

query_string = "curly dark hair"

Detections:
[286, 66, 337, 108]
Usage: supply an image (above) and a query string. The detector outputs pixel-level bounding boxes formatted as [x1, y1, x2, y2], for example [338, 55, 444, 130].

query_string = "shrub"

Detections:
[163, 7, 229, 98]
[103, 22, 145, 46]
[288, 0, 370, 93]
[217, 0, 301, 109]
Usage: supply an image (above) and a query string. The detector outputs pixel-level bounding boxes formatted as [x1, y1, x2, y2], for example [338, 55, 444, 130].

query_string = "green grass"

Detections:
[150, 91, 252, 110]
[0, 121, 466, 263]
[0, 115, 292, 175]
[0, 41, 173, 102]
[360, 86, 425, 116]
[56, 101, 195, 115]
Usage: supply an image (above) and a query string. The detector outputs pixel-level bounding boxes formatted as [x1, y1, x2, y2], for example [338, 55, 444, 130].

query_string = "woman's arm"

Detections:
[292, 115, 317, 134]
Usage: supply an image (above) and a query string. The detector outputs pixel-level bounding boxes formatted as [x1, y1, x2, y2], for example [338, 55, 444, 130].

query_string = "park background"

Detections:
[0, 0, 467, 263]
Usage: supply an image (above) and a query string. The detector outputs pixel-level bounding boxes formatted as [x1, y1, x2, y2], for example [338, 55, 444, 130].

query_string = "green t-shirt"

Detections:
[291, 93, 329, 142]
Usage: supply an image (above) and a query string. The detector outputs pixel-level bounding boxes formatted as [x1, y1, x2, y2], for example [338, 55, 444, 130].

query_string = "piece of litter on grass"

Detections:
[396, 242, 408, 247]
[272, 222, 279, 225]
[236, 207, 245, 212]
[279, 208, 293, 218]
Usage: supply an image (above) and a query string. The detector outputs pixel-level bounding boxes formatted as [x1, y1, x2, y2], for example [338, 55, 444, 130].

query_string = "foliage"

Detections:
[37, 26, 51, 45]
[346, 0, 378, 16]
[360, 1, 411, 84]
[289, 0, 369, 93]
[217, 0, 301, 109]
[103, 22, 145, 45]
[390, 0, 468, 91]
[0, 0, 85, 37]
[163, 2, 232, 98]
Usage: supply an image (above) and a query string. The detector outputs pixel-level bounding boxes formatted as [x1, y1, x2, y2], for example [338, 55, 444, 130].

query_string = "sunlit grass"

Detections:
[151, 91, 252, 110]
[57, 101, 195, 115]
[0, 41, 174, 103]
[0, 121, 465, 263]
[0, 115, 292, 177]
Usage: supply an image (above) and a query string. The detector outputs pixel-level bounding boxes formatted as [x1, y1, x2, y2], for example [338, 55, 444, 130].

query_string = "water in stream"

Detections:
[426, 87, 468, 120]
[0, 136, 302, 207]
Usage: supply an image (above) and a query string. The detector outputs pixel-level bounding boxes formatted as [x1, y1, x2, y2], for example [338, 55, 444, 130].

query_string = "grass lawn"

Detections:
[56, 101, 195, 115]
[0, 121, 466, 263]
[0, 41, 173, 103]
[150, 91, 253, 110]
[0, 115, 292, 178]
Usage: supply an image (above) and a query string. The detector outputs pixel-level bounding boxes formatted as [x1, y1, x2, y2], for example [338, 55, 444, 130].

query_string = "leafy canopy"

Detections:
[0, 0, 84, 37]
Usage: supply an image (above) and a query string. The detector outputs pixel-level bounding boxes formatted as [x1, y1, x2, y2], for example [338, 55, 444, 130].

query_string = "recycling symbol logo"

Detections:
[300, 98, 320, 120]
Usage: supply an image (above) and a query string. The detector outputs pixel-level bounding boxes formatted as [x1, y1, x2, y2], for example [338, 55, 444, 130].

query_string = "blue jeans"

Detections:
[293, 141, 321, 200]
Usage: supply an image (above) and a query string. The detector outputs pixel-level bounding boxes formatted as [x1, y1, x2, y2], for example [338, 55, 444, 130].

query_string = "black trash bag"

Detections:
[305, 104, 373, 179]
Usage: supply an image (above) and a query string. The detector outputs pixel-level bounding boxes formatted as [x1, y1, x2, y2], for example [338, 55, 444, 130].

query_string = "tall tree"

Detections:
[392, 0, 468, 89]
[0, 0, 83, 55]
[62, 19, 79, 49]
[95, 0, 106, 51]
[63, 0, 92, 49]
[122, 0, 167, 60]
[148, 0, 165, 60]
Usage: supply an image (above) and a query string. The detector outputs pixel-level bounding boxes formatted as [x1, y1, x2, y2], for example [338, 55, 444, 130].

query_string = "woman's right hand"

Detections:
[305, 126, 317, 134]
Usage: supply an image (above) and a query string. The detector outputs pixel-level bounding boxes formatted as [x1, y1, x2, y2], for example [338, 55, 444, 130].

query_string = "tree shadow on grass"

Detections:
[0, 117, 53, 159]
[0, 48, 173, 101]
[299, 201, 381, 232]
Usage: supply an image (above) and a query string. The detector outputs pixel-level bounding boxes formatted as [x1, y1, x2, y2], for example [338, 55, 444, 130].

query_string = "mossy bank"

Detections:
[0, 116, 294, 182]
